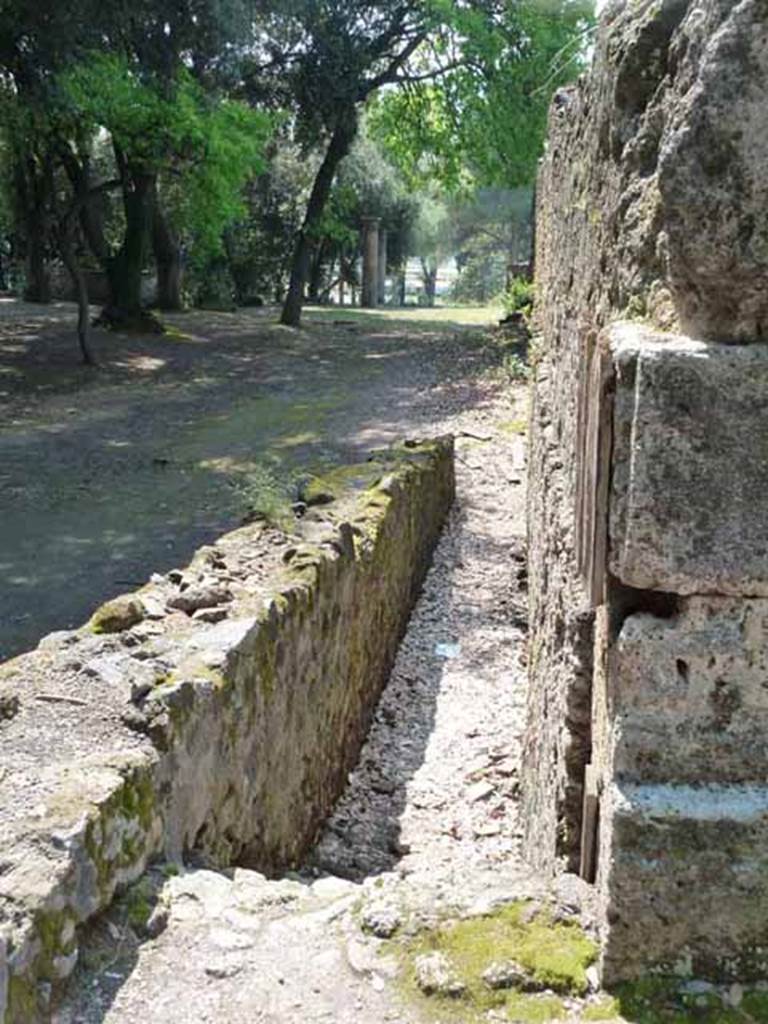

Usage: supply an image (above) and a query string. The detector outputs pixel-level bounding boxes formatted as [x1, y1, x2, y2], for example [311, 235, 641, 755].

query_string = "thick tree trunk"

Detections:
[16, 161, 52, 303]
[24, 235, 51, 303]
[102, 160, 160, 331]
[153, 195, 183, 310]
[281, 113, 358, 327]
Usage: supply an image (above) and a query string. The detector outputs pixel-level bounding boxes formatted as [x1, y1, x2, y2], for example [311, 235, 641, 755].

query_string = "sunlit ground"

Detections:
[304, 303, 502, 328]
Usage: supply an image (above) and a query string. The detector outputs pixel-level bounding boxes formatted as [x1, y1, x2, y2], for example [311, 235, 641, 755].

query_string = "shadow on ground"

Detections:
[0, 301, 513, 660]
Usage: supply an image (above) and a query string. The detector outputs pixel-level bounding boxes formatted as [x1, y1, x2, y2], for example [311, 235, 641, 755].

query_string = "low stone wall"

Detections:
[0, 438, 454, 1023]
[523, 0, 768, 985]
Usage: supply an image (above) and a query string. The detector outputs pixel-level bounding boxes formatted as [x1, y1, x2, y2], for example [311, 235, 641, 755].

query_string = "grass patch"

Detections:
[231, 459, 296, 530]
[582, 996, 621, 1020]
[304, 304, 501, 328]
[505, 993, 567, 1021]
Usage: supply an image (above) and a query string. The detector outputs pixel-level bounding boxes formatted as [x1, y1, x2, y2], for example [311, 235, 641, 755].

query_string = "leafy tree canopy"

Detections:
[368, 0, 595, 190]
[62, 54, 272, 262]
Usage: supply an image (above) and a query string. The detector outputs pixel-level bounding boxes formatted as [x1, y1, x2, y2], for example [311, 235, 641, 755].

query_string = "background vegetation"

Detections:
[0, 0, 594, 351]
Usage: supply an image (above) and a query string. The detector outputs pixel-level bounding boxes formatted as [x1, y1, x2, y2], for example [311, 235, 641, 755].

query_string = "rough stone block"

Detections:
[607, 597, 768, 783]
[598, 780, 768, 984]
[609, 322, 768, 596]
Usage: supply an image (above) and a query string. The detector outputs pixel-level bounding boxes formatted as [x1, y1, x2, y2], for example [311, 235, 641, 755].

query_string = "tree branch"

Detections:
[360, 30, 428, 97]
[390, 59, 466, 85]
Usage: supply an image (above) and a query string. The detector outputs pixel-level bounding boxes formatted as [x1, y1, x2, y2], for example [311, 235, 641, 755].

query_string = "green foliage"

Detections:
[499, 354, 530, 385]
[451, 187, 533, 304]
[503, 277, 535, 317]
[369, 1, 595, 192]
[224, 140, 317, 304]
[411, 193, 455, 274]
[0, 0, 594, 317]
[62, 54, 272, 264]
[505, 993, 567, 1022]
[232, 461, 295, 530]
[582, 996, 622, 1020]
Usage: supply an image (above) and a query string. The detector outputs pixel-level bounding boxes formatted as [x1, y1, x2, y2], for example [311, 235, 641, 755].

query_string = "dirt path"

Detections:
[0, 301, 508, 660]
[56, 380, 613, 1024]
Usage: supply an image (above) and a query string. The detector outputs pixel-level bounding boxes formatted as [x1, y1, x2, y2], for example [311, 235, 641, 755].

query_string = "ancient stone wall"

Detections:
[0, 439, 454, 1023]
[523, 0, 768, 982]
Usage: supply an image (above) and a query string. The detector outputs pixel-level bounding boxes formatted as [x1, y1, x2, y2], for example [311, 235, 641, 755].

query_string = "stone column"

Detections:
[377, 228, 388, 305]
[361, 217, 380, 309]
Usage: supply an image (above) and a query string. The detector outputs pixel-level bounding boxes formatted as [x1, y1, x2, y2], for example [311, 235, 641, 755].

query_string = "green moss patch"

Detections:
[394, 901, 597, 1022]
[611, 977, 748, 1023]
[300, 462, 384, 506]
[89, 595, 145, 634]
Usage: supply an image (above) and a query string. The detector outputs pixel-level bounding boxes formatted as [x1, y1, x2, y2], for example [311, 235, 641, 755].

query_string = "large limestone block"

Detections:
[607, 597, 768, 783]
[598, 780, 768, 983]
[609, 323, 768, 596]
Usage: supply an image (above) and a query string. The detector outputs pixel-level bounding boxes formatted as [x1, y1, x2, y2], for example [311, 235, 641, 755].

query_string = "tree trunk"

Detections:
[307, 239, 328, 304]
[24, 234, 51, 303]
[281, 113, 358, 327]
[102, 159, 160, 331]
[54, 175, 96, 365]
[421, 260, 437, 307]
[58, 221, 95, 366]
[60, 150, 111, 269]
[153, 194, 183, 310]
[16, 160, 52, 303]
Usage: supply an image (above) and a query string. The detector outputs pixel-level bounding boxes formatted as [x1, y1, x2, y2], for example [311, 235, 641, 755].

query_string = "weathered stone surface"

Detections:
[524, 0, 768, 873]
[606, 598, 768, 784]
[609, 324, 768, 595]
[0, 438, 454, 1024]
[414, 952, 465, 997]
[482, 960, 529, 991]
[166, 581, 232, 614]
[598, 780, 768, 984]
[360, 902, 402, 939]
[525, 0, 768, 985]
